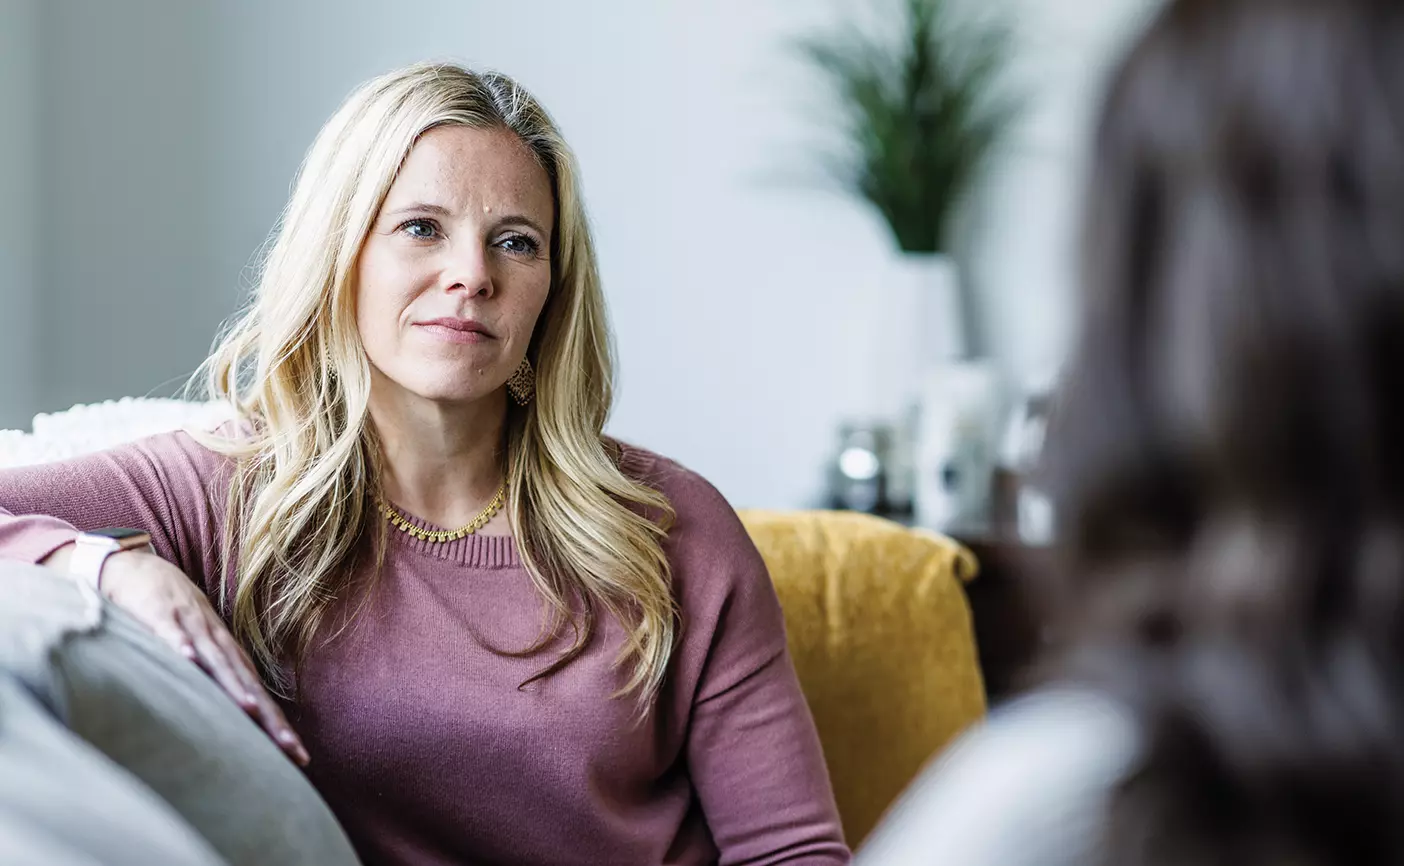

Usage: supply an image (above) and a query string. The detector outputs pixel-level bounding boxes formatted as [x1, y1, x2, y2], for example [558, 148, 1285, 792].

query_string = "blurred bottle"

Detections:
[996, 384, 1055, 544]
[825, 420, 905, 516]
[915, 362, 1002, 532]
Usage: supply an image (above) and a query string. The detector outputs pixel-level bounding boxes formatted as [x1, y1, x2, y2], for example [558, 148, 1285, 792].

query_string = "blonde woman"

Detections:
[0, 63, 848, 865]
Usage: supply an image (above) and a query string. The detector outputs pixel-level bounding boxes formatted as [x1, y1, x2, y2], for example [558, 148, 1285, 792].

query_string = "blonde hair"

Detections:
[194, 62, 676, 704]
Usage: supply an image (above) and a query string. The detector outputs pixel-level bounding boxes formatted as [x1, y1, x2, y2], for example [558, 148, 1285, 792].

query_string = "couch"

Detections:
[0, 562, 362, 866]
[741, 510, 985, 845]
[0, 400, 988, 859]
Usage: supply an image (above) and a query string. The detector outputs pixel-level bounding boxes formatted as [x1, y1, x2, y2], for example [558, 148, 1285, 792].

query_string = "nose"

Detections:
[442, 241, 494, 299]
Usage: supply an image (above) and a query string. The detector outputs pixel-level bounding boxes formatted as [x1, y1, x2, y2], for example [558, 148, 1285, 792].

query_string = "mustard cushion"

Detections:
[739, 509, 987, 846]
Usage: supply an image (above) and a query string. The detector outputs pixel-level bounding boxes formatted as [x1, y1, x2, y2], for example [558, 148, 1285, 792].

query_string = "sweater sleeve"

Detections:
[0, 430, 233, 594]
[653, 455, 849, 865]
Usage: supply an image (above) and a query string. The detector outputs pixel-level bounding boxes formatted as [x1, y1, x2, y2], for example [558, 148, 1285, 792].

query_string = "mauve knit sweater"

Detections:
[0, 429, 849, 866]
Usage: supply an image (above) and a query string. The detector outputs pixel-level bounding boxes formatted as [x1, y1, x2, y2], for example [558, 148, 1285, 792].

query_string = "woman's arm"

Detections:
[0, 430, 231, 592]
[1, 429, 307, 762]
[682, 517, 851, 864]
[618, 446, 848, 863]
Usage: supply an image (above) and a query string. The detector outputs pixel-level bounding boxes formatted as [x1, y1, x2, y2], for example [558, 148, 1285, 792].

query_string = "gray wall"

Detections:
[38, 0, 218, 410]
[0, 0, 38, 429]
[5, 0, 1154, 506]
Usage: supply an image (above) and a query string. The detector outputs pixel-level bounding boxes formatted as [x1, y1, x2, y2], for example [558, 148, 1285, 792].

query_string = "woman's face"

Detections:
[356, 125, 554, 408]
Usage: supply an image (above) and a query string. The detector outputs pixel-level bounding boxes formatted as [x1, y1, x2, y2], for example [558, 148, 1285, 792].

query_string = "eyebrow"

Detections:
[384, 202, 455, 219]
[382, 202, 550, 237]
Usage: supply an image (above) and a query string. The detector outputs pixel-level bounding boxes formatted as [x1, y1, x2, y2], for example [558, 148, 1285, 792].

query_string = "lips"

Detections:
[412, 317, 496, 346]
[415, 317, 495, 337]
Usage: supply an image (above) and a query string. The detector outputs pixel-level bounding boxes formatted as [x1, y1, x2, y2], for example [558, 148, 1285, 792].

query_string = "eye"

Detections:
[398, 218, 441, 240]
[496, 233, 540, 256]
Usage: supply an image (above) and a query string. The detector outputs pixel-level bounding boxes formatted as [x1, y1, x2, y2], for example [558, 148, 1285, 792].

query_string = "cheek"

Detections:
[353, 283, 388, 359]
[354, 248, 415, 352]
[513, 274, 553, 343]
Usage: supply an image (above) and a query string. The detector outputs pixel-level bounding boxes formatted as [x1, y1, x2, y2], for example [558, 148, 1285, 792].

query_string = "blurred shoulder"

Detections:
[857, 687, 1142, 866]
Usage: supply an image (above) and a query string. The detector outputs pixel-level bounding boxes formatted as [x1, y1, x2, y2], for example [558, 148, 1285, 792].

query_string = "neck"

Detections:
[369, 382, 508, 529]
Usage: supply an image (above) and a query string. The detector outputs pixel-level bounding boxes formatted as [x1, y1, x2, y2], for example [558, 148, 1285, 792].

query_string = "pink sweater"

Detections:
[0, 430, 849, 865]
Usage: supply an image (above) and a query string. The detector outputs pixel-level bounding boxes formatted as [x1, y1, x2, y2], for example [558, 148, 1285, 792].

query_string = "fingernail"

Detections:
[243, 692, 258, 705]
[181, 645, 196, 658]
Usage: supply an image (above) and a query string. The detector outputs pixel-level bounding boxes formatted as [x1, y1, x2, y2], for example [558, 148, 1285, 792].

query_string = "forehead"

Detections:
[384, 125, 554, 220]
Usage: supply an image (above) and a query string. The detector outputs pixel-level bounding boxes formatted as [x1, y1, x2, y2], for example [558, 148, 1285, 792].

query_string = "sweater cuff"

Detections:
[0, 514, 81, 565]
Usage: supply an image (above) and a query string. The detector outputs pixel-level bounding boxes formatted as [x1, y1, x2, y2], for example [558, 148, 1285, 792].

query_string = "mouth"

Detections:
[413, 317, 496, 344]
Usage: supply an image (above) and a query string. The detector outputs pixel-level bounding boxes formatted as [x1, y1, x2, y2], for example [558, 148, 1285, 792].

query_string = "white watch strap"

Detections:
[68, 539, 118, 592]
[68, 536, 152, 594]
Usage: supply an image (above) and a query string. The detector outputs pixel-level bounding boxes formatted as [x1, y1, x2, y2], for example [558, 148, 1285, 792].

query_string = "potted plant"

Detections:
[797, 0, 1017, 362]
[799, 0, 1018, 528]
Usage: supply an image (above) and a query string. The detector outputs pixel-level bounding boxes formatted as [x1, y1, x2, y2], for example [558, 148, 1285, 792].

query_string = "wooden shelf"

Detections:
[950, 530, 1050, 703]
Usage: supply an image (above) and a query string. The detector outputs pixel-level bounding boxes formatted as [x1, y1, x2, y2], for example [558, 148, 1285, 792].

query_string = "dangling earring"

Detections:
[507, 357, 536, 406]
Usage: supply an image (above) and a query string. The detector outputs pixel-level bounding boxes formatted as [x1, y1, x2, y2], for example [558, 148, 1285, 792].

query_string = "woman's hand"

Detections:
[47, 546, 311, 766]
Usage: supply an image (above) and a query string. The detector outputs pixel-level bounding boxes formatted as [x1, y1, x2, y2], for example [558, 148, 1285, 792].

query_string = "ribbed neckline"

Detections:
[381, 507, 520, 568]
[375, 442, 659, 570]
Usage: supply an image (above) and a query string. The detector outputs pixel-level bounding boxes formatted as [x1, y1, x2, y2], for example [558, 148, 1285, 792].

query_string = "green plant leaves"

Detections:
[796, 0, 1018, 254]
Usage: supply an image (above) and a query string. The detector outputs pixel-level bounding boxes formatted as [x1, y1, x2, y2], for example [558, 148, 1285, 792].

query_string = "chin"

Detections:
[372, 370, 499, 408]
[368, 354, 509, 407]
[413, 382, 502, 405]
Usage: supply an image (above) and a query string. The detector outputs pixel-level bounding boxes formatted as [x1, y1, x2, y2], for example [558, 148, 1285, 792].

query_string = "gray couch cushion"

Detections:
[0, 562, 360, 866]
[0, 672, 228, 866]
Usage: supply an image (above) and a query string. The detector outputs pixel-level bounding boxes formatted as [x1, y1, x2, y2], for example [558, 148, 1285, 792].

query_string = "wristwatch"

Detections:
[69, 528, 154, 593]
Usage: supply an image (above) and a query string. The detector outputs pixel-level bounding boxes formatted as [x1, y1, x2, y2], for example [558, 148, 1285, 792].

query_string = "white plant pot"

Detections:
[868, 252, 965, 420]
[895, 252, 965, 365]
[914, 359, 1003, 532]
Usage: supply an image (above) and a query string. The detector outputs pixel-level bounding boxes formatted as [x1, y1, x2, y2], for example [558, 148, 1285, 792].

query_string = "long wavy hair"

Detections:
[1042, 0, 1404, 861]
[193, 63, 676, 705]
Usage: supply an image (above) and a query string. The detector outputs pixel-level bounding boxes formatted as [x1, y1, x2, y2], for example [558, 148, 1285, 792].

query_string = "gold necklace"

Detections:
[375, 482, 507, 543]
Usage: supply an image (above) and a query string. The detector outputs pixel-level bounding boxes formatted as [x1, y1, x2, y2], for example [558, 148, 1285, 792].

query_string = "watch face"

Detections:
[85, 527, 152, 550]
[87, 528, 148, 541]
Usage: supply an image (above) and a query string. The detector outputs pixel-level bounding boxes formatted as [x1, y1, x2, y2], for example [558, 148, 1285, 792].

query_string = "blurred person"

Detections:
[857, 0, 1404, 863]
[0, 63, 849, 865]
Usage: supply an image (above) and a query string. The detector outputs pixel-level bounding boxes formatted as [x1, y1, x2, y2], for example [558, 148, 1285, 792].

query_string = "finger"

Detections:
[258, 698, 309, 767]
[150, 619, 199, 663]
[207, 629, 279, 721]
[176, 610, 308, 766]
[191, 638, 305, 766]
[178, 608, 258, 713]
[211, 630, 310, 766]
[206, 626, 267, 712]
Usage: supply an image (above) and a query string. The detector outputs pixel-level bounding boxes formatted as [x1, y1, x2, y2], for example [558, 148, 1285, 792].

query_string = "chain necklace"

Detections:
[375, 482, 507, 543]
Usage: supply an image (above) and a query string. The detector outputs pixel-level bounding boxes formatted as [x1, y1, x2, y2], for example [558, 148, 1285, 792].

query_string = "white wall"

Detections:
[0, 0, 39, 429]
[972, 0, 1157, 384]
[10, 0, 1155, 506]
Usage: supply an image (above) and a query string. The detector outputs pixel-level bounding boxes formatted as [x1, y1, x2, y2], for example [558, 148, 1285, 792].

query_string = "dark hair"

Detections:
[1043, 0, 1404, 861]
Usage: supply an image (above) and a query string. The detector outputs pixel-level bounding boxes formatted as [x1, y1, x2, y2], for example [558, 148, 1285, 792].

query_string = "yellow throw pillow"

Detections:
[739, 509, 987, 846]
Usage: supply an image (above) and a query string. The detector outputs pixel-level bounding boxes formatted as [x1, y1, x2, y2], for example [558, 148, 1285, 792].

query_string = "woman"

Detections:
[859, 0, 1404, 863]
[0, 63, 849, 865]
